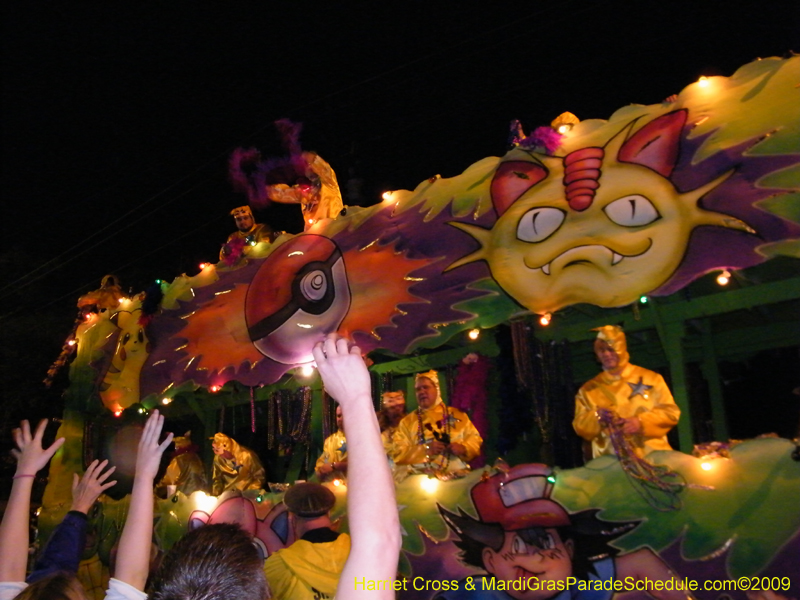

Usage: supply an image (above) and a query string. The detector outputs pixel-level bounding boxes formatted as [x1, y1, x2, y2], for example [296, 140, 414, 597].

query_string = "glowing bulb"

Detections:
[557, 124, 572, 134]
[299, 364, 315, 377]
[308, 219, 315, 225]
[161, 397, 172, 405]
[332, 478, 342, 487]
[155, 279, 162, 285]
[382, 191, 393, 201]
[420, 476, 439, 494]
[209, 385, 221, 393]
[113, 409, 122, 417]
[193, 491, 218, 513]
[716, 270, 731, 286]
[249, 240, 257, 246]
[539, 312, 552, 326]
[639, 295, 648, 304]
[697, 76, 710, 88]
[256, 494, 264, 502]
[700, 461, 713, 471]
[67, 339, 77, 346]
[137, 407, 146, 414]
[467, 328, 480, 341]
[546, 475, 556, 484]
[199, 263, 208, 270]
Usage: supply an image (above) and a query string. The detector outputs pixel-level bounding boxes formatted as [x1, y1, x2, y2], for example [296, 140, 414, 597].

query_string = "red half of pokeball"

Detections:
[245, 235, 351, 364]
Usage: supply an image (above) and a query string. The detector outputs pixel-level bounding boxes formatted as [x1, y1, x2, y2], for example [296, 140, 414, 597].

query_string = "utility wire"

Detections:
[3, 1, 612, 301]
[0, 173, 218, 302]
[0, 213, 225, 322]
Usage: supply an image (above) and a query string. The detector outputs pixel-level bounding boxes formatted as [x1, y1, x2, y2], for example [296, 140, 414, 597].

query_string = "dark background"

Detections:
[1, 1, 798, 436]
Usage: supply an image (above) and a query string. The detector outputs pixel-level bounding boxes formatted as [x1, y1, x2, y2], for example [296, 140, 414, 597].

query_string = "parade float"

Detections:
[39, 56, 799, 598]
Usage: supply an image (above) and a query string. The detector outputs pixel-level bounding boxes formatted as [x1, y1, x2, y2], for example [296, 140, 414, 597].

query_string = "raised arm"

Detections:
[28, 459, 117, 582]
[114, 410, 173, 591]
[313, 335, 401, 600]
[0, 419, 65, 583]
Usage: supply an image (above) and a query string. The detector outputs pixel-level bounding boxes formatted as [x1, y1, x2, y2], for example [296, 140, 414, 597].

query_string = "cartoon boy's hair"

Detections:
[439, 505, 638, 581]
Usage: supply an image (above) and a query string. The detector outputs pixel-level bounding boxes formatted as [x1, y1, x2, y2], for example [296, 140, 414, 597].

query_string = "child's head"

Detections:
[15, 572, 88, 600]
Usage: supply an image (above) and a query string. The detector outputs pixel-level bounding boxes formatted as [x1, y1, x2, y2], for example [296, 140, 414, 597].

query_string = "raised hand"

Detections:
[114, 409, 174, 590]
[311, 334, 371, 408]
[71, 459, 117, 514]
[11, 419, 65, 477]
[136, 410, 173, 481]
[2, 419, 65, 582]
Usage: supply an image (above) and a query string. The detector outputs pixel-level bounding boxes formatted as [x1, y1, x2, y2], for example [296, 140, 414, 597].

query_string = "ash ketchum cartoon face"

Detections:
[482, 529, 574, 600]
[449, 111, 753, 314]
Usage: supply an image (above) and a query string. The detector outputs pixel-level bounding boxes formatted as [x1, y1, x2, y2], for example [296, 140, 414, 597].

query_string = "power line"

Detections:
[0, 173, 218, 301]
[3, 1, 610, 303]
[0, 213, 224, 323]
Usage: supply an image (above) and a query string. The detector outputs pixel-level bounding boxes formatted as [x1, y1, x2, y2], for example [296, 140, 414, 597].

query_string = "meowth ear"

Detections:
[490, 161, 548, 216]
[617, 110, 687, 178]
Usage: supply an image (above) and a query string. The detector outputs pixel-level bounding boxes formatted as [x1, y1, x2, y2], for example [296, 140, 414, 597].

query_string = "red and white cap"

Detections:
[470, 464, 570, 531]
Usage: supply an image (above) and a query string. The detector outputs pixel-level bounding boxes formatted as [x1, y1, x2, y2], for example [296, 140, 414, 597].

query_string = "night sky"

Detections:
[1, 2, 798, 426]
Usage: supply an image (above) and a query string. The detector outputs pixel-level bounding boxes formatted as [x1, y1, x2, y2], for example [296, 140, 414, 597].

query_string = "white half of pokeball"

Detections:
[252, 257, 351, 364]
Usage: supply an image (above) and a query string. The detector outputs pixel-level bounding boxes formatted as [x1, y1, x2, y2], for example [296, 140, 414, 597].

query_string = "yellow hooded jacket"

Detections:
[315, 430, 347, 482]
[573, 326, 680, 458]
[264, 533, 351, 600]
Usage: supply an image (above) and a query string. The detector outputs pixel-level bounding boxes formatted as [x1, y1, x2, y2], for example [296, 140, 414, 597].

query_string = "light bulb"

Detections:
[420, 476, 439, 493]
[193, 491, 218, 513]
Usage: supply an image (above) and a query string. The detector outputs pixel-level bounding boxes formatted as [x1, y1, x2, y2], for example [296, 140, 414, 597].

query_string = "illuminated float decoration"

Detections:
[154, 440, 797, 600]
[124, 56, 800, 398]
[37, 56, 800, 599]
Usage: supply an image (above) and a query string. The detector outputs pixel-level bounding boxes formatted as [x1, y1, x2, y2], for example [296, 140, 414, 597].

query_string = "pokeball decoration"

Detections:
[245, 235, 351, 364]
[134, 56, 799, 395]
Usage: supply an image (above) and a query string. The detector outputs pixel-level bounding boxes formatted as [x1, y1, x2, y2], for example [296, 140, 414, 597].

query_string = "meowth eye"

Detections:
[604, 195, 660, 227]
[516, 207, 565, 242]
